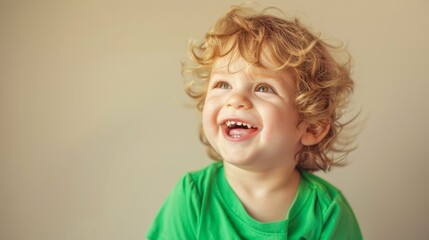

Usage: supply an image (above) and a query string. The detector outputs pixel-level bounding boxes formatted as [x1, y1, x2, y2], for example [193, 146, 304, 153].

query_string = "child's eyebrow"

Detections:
[210, 68, 287, 84]
[210, 72, 228, 79]
[248, 68, 287, 82]
[210, 69, 224, 75]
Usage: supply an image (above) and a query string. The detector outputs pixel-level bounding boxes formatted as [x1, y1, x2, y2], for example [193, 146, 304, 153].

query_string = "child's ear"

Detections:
[300, 123, 331, 146]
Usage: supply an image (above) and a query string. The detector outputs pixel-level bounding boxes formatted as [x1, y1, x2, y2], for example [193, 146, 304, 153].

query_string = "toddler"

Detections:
[147, 5, 362, 240]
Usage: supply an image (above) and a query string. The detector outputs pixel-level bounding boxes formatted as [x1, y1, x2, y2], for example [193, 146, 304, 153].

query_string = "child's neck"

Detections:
[223, 161, 300, 222]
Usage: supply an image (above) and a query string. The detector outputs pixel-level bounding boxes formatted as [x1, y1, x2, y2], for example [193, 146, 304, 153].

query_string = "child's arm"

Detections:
[146, 174, 201, 240]
[319, 193, 363, 240]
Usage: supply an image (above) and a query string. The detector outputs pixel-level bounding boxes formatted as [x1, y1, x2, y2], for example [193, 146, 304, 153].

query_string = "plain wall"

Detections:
[1, 0, 428, 239]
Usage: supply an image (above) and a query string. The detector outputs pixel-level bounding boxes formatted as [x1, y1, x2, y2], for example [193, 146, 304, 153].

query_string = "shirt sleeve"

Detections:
[319, 193, 363, 240]
[146, 174, 201, 240]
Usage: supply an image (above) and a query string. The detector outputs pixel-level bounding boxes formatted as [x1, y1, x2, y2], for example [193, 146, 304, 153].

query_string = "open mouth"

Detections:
[222, 120, 259, 141]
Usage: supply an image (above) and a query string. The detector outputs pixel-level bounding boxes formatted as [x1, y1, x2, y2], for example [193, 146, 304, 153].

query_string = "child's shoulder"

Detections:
[299, 170, 344, 205]
[187, 161, 223, 180]
[179, 161, 223, 192]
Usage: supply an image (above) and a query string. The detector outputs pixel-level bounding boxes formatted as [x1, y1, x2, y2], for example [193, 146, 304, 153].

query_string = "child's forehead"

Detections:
[212, 55, 282, 77]
[211, 55, 294, 83]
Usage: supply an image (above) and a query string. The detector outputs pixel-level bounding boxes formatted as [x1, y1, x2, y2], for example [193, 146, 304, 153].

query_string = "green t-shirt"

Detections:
[147, 162, 362, 239]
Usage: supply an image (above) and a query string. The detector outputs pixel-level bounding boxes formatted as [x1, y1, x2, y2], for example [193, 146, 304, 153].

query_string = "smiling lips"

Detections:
[222, 120, 259, 141]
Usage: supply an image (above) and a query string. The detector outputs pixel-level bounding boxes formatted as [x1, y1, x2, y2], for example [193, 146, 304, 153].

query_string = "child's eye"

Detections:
[255, 84, 276, 93]
[213, 81, 231, 89]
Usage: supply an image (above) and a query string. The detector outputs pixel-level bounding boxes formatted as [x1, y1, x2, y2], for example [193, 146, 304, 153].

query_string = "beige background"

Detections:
[1, 0, 428, 239]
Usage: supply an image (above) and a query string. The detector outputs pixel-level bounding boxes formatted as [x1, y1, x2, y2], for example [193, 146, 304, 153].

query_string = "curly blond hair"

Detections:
[183, 5, 356, 171]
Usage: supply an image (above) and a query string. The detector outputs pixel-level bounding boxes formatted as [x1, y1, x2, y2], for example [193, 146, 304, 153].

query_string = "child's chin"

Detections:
[222, 156, 258, 168]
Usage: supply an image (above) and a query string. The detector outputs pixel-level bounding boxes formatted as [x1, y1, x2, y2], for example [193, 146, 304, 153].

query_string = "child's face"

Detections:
[202, 55, 307, 170]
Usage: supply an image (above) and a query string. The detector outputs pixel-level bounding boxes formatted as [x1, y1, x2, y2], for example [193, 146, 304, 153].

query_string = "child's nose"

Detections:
[225, 91, 253, 109]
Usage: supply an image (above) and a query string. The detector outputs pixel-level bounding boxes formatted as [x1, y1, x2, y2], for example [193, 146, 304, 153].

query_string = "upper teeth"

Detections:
[225, 120, 253, 129]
